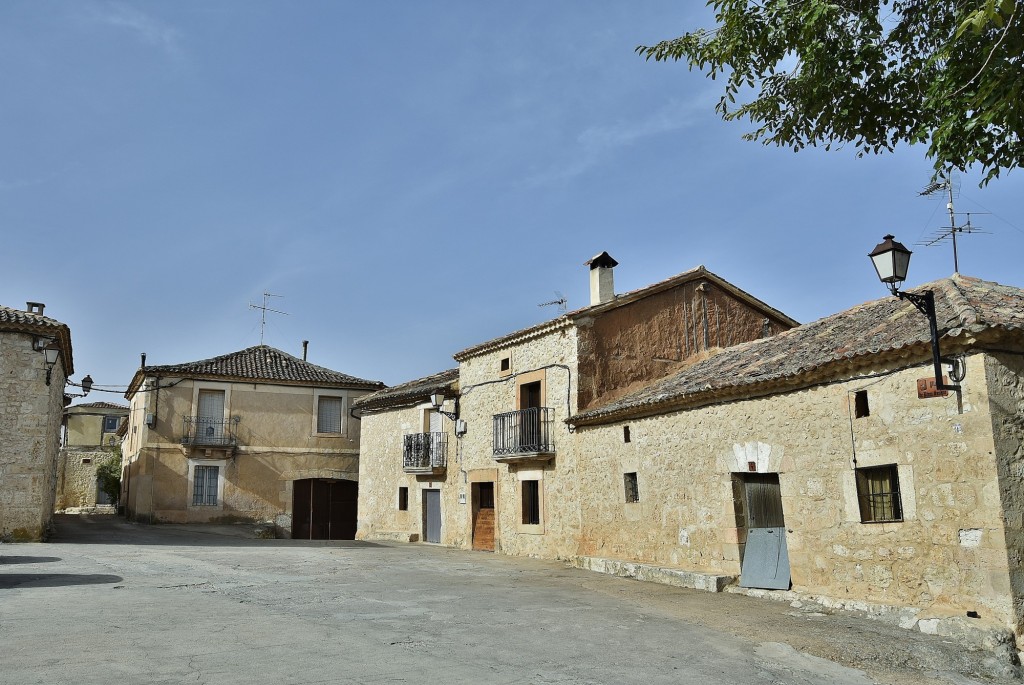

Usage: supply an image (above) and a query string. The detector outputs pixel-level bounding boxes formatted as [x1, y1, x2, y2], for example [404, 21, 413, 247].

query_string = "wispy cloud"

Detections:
[93, 3, 182, 58]
[523, 96, 713, 186]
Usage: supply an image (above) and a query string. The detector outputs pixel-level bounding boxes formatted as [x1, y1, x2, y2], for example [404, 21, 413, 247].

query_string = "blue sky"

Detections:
[3, 2, 1022, 396]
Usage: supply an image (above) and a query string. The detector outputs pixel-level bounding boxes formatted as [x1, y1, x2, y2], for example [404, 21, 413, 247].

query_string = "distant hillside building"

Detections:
[120, 345, 383, 538]
[56, 401, 129, 511]
[0, 302, 74, 541]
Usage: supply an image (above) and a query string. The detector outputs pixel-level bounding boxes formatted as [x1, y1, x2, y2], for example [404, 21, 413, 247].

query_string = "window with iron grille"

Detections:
[522, 480, 540, 525]
[317, 396, 343, 434]
[856, 465, 902, 523]
[398, 487, 408, 511]
[624, 472, 639, 503]
[192, 465, 220, 506]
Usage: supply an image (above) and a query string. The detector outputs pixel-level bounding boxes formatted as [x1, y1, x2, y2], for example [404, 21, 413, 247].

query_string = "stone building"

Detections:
[568, 274, 1024, 646]
[354, 256, 797, 556]
[0, 302, 74, 541]
[55, 401, 129, 511]
[355, 261, 1024, 649]
[120, 345, 383, 538]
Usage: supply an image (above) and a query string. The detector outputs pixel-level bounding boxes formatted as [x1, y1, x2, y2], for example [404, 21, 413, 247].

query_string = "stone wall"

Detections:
[356, 403, 460, 544]
[0, 331, 67, 541]
[574, 353, 1017, 636]
[55, 448, 114, 510]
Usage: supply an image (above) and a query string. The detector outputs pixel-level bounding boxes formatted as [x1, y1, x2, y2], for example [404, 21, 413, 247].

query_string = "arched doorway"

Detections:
[291, 478, 358, 540]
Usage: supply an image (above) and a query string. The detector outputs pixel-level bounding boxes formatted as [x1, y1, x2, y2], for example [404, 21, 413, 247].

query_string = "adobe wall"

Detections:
[0, 331, 67, 541]
[456, 326, 580, 559]
[356, 404, 461, 544]
[576, 279, 792, 411]
[574, 354, 1017, 635]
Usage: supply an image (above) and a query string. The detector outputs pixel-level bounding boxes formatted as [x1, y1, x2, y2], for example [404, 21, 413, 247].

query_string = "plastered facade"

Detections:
[122, 378, 368, 530]
[56, 404, 128, 510]
[0, 331, 67, 541]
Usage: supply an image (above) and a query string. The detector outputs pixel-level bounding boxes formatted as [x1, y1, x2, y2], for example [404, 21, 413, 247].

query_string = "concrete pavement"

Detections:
[0, 515, 1016, 684]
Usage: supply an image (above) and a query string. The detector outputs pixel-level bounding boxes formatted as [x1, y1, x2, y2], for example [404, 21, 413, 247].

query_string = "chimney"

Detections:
[584, 252, 618, 306]
[302, 340, 309, 361]
[26, 302, 45, 315]
[140, 352, 147, 369]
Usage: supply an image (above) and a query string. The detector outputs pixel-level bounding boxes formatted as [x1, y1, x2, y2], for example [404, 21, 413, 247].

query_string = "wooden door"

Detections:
[291, 478, 358, 540]
[328, 479, 358, 540]
[292, 478, 312, 539]
[472, 482, 495, 552]
[738, 474, 791, 590]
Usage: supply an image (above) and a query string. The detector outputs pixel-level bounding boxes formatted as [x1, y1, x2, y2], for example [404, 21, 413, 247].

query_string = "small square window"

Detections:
[500, 357, 511, 374]
[856, 465, 902, 523]
[103, 416, 120, 432]
[623, 426, 631, 443]
[398, 487, 409, 511]
[854, 390, 870, 418]
[624, 472, 639, 503]
[522, 480, 540, 525]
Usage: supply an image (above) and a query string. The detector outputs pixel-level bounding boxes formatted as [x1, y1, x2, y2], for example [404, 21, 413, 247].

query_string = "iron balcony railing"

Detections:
[493, 407, 554, 457]
[181, 416, 238, 448]
[403, 432, 447, 471]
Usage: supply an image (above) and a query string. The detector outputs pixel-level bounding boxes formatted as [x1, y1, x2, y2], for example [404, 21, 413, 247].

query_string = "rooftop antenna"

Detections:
[249, 292, 288, 345]
[538, 291, 568, 315]
[917, 171, 987, 273]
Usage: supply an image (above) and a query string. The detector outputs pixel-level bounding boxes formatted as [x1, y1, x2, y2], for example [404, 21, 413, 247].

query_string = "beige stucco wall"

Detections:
[55, 449, 117, 510]
[122, 377, 369, 528]
[0, 330, 67, 541]
[575, 353, 1016, 631]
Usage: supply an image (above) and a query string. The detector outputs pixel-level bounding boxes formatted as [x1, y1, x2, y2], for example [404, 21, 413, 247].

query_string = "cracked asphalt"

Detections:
[0, 515, 1016, 684]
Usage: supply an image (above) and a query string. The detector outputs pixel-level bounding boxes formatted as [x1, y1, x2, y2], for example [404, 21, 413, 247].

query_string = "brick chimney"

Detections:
[584, 252, 618, 306]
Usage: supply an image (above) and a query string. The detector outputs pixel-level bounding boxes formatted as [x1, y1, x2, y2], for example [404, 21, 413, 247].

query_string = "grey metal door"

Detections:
[739, 474, 791, 590]
[423, 489, 441, 543]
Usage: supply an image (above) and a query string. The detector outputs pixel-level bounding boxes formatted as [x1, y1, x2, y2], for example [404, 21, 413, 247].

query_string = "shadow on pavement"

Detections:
[0, 573, 123, 589]
[49, 514, 390, 549]
[0, 556, 62, 565]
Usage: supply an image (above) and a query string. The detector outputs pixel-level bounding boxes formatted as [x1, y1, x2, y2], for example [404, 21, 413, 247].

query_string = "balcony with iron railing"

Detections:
[492, 407, 555, 463]
[403, 432, 447, 475]
[181, 416, 239, 451]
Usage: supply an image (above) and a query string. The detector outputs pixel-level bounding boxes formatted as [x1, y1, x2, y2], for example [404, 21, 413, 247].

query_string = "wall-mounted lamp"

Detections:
[66, 375, 94, 398]
[429, 392, 459, 421]
[869, 234, 961, 392]
[42, 342, 60, 386]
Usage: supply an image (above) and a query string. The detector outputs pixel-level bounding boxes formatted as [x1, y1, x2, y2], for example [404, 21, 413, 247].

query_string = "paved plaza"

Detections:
[0, 515, 1015, 684]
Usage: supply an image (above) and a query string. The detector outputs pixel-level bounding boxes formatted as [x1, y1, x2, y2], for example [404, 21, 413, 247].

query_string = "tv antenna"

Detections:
[538, 291, 568, 315]
[249, 292, 287, 345]
[917, 172, 987, 273]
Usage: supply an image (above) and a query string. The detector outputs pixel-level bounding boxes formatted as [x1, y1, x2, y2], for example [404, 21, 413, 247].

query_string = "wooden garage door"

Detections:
[292, 478, 358, 540]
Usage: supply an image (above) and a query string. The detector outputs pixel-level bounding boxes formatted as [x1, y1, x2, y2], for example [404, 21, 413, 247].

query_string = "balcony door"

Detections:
[519, 381, 542, 450]
[197, 390, 225, 444]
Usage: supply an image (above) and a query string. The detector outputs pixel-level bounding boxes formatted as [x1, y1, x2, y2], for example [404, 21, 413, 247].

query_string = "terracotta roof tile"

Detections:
[571, 274, 1024, 425]
[0, 303, 74, 375]
[353, 368, 459, 412]
[127, 345, 383, 397]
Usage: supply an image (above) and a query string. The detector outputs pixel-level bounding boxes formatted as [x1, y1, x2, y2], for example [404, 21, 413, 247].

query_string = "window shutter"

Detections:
[318, 396, 343, 433]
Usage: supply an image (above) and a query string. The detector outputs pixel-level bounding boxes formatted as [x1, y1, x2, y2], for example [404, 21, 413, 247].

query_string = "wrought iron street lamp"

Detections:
[429, 392, 459, 421]
[42, 342, 60, 386]
[869, 235, 961, 392]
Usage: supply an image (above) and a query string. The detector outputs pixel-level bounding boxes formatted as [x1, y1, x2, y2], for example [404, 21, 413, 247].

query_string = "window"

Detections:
[317, 396, 343, 434]
[499, 357, 511, 374]
[103, 416, 120, 432]
[856, 465, 902, 523]
[623, 426, 631, 443]
[522, 480, 540, 525]
[192, 465, 220, 506]
[81, 458, 92, 465]
[624, 472, 639, 503]
[398, 487, 409, 511]
[854, 390, 870, 418]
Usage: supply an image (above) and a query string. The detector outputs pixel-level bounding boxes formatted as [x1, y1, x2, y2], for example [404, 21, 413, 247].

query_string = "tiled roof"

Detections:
[125, 345, 384, 398]
[0, 304, 74, 375]
[453, 266, 798, 361]
[70, 402, 128, 411]
[353, 368, 459, 413]
[570, 274, 1024, 426]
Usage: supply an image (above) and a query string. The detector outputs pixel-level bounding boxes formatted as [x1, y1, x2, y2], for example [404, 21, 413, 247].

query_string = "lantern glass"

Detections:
[43, 344, 60, 366]
[869, 235, 912, 289]
[430, 392, 445, 408]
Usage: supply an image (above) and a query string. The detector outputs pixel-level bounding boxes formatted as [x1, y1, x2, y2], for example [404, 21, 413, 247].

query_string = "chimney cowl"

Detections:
[26, 301, 45, 315]
[585, 251, 618, 305]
